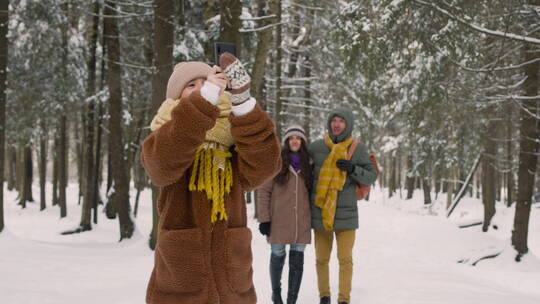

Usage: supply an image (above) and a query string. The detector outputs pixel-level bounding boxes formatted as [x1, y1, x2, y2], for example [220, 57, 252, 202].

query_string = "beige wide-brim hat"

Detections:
[166, 62, 214, 100]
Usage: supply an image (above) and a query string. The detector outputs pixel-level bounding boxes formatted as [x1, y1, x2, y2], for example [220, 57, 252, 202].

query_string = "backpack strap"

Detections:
[347, 141, 359, 160]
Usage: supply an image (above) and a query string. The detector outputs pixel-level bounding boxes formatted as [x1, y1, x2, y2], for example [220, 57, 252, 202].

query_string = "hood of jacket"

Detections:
[327, 107, 354, 143]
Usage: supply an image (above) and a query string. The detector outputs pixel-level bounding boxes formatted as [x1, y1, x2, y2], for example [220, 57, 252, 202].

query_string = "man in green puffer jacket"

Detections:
[309, 108, 378, 304]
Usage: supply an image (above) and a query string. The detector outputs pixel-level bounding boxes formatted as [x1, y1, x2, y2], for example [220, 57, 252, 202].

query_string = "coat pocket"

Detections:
[155, 228, 206, 293]
[224, 227, 254, 294]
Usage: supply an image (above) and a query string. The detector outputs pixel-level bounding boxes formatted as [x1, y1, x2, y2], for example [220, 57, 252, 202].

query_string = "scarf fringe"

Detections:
[189, 147, 233, 222]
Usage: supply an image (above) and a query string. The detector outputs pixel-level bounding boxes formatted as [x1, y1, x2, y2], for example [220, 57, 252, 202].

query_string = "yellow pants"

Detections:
[314, 229, 356, 303]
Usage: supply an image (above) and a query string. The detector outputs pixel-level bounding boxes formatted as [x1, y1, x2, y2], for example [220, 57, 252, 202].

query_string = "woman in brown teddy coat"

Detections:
[141, 53, 281, 304]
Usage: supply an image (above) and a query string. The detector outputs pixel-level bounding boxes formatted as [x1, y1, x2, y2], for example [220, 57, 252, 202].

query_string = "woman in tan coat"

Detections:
[142, 53, 281, 304]
[257, 125, 313, 304]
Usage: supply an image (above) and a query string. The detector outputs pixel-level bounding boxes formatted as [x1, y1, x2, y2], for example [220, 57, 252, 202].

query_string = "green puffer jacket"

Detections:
[309, 108, 378, 231]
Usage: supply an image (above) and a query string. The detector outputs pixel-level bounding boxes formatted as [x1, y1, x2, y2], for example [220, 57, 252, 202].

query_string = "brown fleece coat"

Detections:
[141, 90, 281, 304]
[257, 167, 311, 245]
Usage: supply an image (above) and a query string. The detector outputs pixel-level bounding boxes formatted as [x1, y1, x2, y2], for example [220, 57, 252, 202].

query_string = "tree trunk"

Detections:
[151, 0, 175, 115]
[274, 0, 283, 136]
[397, 153, 402, 198]
[58, 114, 68, 218]
[281, 12, 304, 107]
[106, 142, 113, 195]
[15, 145, 24, 199]
[434, 166, 441, 197]
[389, 154, 397, 198]
[129, 109, 146, 217]
[52, 137, 58, 206]
[495, 168, 501, 202]
[512, 39, 540, 259]
[422, 177, 431, 205]
[93, 99, 104, 224]
[506, 104, 514, 206]
[58, 2, 69, 218]
[16, 146, 22, 198]
[19, 146, 33, 208]
[104, 1, 134, 241]
[147, 0, 176, 248]
[24, 146, 33, 202]
[251, 0, 277, 107]
[39, 125, 47, 211]
[133, 146, 147, 218]
[406, 155, 414, 199]
[203, 0, 219, 62]
[446, 169, 454, 210]
[80, 1, 100, 232]
[7, 146, 15, 191]
[303, 55, 312, 138]
[379, 157, 385, 189]
[76, 115, 84, 205]
[218, 0, 242, 57]
[0, 0, 7, 233]
[481, 150, 496, 232]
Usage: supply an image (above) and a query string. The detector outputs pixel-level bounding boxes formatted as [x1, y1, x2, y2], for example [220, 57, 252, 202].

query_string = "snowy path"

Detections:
[1, 186, 540, 304]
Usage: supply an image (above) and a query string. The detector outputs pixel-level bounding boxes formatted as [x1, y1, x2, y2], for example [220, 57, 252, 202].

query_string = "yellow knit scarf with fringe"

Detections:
[314, 134, 353, 230]
[150, 92, 235, 222]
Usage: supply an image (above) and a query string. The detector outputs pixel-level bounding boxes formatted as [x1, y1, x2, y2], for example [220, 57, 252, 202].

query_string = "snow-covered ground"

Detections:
[1, 184, 540, 304]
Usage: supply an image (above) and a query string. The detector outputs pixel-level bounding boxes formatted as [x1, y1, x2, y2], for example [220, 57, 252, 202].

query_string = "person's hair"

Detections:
[274, 137, 312, 191]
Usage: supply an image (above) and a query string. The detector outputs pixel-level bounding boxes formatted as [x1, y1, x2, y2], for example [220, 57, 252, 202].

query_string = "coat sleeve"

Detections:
[350, 143, 378, 186]
[256, 179, 274, 223]
[229, 103, 281, 191]
[140, 91, 220, 187]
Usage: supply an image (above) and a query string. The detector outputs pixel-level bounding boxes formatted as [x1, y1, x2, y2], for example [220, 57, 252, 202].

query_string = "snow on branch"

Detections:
[92, 0, 153, 8]
[499, 94, 540, 100]
[103, 58, 152, 71]
[84, 89, 108, 104]
[239, 22, 286, 33]
[81, 7, 151, 19]
[240, 14, 276, 21]
[412, 0, 540, 45]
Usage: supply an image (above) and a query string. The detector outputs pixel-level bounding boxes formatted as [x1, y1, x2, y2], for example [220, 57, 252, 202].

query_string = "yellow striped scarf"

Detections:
[315, 134, 353, 230]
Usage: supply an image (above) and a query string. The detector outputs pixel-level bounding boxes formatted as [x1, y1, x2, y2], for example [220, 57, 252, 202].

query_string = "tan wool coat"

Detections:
[141, 90, 281, 304]
[257, 167, 311, 245]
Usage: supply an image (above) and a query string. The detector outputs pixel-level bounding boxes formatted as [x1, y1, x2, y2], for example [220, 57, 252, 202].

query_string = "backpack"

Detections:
[347, 141, 380, 200]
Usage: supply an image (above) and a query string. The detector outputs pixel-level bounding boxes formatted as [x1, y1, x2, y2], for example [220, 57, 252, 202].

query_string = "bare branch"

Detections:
[412, 0, 540, 45]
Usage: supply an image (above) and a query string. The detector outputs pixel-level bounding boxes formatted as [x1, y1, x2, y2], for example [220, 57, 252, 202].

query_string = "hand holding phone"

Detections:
[206, 66, 228, 94]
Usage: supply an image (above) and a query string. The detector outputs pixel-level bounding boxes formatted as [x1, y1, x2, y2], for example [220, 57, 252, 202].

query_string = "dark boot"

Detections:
[287, 251, 304, 304]
[319, 296, 330, 304]
[270, 253, 286, 304]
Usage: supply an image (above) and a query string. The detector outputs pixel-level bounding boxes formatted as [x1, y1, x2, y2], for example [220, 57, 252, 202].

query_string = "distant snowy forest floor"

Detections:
[1, 184, 540, 304]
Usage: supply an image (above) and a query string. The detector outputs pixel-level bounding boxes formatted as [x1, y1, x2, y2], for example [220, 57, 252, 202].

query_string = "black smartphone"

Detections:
[214, 42, 237, 66]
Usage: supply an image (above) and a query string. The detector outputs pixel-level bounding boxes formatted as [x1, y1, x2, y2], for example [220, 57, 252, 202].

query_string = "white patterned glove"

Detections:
[219, 52, 251, 105]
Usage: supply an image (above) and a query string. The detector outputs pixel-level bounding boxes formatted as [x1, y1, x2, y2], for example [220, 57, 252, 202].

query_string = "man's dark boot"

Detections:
[270, 253, 286, 304]
[319, 296, 330, 304]
[286, 251, 304, 304]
